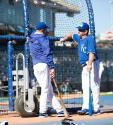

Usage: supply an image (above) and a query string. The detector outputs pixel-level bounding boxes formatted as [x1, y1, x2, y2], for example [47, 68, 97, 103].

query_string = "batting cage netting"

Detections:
[0, 0, 113, 117]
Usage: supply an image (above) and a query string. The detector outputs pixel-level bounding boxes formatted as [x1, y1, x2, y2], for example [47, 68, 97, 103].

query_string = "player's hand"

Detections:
[60, 38, 65, 44]
[49, 69, 55, 78]
[87, 63, 92, 72]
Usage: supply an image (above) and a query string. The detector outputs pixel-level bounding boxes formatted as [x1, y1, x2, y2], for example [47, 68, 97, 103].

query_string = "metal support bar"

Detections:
[15, 53, 25, 98]
[85, 0, 96, 40]
[8, 41, 14, 111]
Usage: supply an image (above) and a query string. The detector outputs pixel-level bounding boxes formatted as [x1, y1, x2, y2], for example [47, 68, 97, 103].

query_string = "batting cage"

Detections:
[0, 0, 113, 118]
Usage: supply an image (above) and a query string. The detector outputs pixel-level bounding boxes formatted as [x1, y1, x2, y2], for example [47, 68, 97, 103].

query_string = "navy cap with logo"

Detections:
[35, 22, 49, 30]
[76, 22, 89, 31]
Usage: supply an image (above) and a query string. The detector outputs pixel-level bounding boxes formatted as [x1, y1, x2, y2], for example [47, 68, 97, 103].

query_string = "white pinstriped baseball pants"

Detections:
[33, 63, 62, 114]
[82, 60, 104, 111]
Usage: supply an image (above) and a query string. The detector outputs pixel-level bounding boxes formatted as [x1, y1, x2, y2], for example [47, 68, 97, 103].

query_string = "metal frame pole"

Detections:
[85, 0, 96, 40]
[22, 0, 30, 90]
[8, 41, 14, 111]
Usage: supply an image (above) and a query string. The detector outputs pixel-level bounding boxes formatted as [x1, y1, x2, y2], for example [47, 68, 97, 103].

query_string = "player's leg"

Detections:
[82, 66, 90, 110]
[91, 60, 100, 113]
[77, 66, 89, 114]
[33, 63, 49, 116]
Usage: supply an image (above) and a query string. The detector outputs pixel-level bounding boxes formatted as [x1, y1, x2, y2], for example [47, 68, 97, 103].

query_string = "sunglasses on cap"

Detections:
[78, 29, 86, 32]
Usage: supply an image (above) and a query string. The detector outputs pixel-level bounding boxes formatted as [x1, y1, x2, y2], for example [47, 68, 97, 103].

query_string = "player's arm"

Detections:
[60, 33, 78, 47]
[60, 33, 73, 43]
[87, 36, 96, 72]
[87, 52, 95, 72]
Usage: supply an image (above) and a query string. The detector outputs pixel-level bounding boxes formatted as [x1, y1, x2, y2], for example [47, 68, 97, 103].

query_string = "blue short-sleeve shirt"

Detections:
[72, 34, 98, 64]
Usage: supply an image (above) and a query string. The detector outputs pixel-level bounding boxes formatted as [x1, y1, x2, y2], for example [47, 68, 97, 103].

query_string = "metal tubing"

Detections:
[8, 41, 14, 111]
[16, 53, 25, 98]
[85, 0, 96, 40]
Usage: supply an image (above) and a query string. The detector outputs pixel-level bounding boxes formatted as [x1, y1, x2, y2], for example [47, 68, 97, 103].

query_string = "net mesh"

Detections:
[0, 0, 89, 112]
[52, 0, 89, 108]
[55, 0, 89, 36]
[0, 46, 8, 115]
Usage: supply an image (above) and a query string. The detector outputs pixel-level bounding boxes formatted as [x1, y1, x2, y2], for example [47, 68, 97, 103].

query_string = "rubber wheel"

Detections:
[15, 94, 39, 117]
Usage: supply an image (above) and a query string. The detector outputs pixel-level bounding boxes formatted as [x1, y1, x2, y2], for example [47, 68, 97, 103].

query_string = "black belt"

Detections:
[81, 59, 98, 67]
[81, 63, 87, 67]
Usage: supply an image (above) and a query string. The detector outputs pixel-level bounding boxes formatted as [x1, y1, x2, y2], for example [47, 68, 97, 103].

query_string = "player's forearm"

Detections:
[88, 53, 94, 65]
[60, 33, 73, 43]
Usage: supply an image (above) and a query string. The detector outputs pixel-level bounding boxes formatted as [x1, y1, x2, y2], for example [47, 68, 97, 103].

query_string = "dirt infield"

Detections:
[0, 93, 113, 124]
[0, 112, 113, 125]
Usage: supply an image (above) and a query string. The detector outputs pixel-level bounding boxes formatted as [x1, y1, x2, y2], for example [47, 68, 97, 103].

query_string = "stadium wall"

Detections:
[0, 0, 55, 34]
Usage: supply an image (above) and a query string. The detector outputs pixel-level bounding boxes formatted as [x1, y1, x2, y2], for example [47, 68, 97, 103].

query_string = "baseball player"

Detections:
[60, 22, 104, 115]
[29, 22, 64, 117]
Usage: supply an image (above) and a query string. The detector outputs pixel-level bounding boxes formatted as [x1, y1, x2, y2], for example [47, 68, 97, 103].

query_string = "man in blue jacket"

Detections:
[29, 22, 64, 117]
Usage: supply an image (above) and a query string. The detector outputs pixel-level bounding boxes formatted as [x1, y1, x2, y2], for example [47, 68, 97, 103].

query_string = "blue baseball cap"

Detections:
[35, 22, 49, 30]
[76, 22, 89, 30]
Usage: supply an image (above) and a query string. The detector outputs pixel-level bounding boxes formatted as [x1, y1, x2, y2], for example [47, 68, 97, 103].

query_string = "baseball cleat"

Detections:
[38, 113, 48, 118]
[57, 110, 65, 117]
[77, 109, 89, 115]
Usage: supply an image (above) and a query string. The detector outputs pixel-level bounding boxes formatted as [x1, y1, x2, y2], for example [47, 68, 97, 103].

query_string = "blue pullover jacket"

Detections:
[29, 32, 55, 69]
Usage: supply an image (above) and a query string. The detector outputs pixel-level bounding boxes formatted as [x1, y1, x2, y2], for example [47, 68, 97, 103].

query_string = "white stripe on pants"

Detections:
[82, 60, 104, 111]
[33, 63, 62, 113]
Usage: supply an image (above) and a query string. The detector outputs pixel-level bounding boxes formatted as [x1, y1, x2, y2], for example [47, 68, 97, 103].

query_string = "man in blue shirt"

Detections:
[60, 22, 104, 115]
[29, 22, 64, 117]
